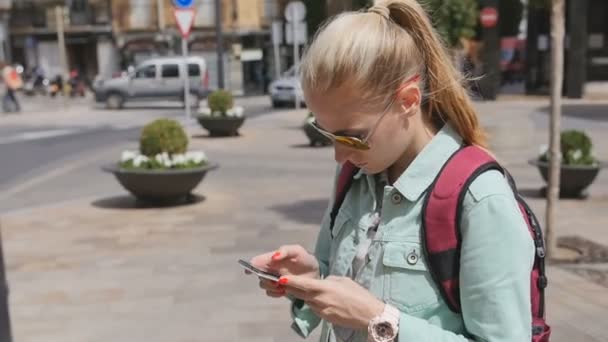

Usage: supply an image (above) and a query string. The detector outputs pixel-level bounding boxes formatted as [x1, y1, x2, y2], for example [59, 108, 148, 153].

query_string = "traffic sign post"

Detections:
[173, 6, 196, 123]
[285, 1, 306, 110]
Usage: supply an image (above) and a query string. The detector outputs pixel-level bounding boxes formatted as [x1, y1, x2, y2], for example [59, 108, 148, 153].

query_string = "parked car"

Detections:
[94, 56, 210, 109]
[268, 66, 306, 108]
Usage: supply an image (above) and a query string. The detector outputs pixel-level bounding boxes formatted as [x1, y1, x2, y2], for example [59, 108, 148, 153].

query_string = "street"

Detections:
[0, 95, 279, 212]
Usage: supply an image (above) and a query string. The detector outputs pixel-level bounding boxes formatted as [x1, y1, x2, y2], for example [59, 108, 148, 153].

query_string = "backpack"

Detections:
[329, 145, 551, 341]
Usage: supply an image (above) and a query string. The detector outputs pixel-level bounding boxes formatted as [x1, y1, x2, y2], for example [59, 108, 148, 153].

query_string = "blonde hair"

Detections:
[300, 0, 487, 147]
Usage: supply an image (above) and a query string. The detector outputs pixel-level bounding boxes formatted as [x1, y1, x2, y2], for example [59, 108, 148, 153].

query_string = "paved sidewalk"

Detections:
[1, 99, 607, 341]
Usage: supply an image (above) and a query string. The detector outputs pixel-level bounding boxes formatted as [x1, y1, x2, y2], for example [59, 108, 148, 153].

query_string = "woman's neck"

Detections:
[387, 120, 438, 185]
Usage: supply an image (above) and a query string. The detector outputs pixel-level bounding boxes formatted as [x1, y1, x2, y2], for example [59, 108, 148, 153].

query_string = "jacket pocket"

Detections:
[382, 241, 440, 313]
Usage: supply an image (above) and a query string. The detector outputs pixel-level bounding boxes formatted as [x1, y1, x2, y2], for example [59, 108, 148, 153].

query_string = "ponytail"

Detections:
[377, 0, 487, 147]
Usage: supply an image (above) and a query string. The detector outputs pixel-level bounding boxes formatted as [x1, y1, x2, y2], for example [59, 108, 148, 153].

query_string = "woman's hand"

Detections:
[280, 275, 385, 330]
[248, 245, 320, 298]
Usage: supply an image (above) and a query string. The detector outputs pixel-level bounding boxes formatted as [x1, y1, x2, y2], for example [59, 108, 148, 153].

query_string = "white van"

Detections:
[94, 56, 210, 109]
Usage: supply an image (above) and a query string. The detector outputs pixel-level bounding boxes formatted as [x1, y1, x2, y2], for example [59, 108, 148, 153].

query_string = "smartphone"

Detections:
[238, 259, 281, 282]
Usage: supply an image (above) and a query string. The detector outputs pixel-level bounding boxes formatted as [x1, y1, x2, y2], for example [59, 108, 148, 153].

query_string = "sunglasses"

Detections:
[309, 74, 420, 151]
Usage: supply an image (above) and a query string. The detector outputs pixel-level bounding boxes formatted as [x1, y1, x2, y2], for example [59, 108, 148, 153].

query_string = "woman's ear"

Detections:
[396, 84, 421, 117]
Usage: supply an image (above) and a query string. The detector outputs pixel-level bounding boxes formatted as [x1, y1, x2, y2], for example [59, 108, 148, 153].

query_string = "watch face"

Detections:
[375, 322, 394, 339]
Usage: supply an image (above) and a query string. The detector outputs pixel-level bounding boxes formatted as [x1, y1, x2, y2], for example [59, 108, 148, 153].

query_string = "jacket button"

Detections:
[406, 250, 419, 265]
[391, 193, 403, 205]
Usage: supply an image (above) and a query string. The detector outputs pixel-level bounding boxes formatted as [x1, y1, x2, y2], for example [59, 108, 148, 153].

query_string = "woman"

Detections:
[249, 1, 535, 341]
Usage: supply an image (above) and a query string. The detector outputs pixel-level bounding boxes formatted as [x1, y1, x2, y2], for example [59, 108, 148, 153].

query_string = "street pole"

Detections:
[292, 19, 300, 110]
[272, 21, 282, 80]
[215, 0, 225, 89]
[182, 38, 191, 121]
[546, 0, 565, 261]
[55, 5, 68, 96]
[157, 0, 166, 32]
[0, 221, 12, 342]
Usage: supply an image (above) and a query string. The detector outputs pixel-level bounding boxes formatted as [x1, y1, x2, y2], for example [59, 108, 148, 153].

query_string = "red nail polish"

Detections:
[278, 277, 288, 285]
[271, 252, 281, 260]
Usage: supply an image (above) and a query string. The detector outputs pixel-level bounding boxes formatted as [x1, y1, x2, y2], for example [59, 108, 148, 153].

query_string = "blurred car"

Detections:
[268, 66, 306, 108]
[94, 56, 210, 109]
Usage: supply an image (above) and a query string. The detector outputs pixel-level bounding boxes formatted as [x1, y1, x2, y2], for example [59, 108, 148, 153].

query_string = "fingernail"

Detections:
[278, 277, 288, 285]
[271, 252, 281, 260]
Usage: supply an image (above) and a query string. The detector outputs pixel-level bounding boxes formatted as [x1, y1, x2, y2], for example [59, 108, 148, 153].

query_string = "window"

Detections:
[188, 64, 200, 77]
[135, 65, 155, 78]
[161, 64, 180, 78]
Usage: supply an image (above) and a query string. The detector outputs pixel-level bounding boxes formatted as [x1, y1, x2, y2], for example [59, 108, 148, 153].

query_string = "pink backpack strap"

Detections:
[422, 146, 502, 312]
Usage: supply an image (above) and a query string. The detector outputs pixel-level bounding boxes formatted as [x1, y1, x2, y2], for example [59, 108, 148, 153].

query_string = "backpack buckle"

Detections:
[536, 246, 546, 258]
[537, 275, 548, 289]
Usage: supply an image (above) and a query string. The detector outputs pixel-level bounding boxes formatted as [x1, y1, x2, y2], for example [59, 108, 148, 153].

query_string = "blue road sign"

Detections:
[173, 0, 193, 8]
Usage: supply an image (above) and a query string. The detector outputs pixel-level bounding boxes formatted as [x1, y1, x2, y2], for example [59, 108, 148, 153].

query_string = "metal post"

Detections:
[182, 38, 191, 121]
[292, 19, 300, 110]
[0, 221, 12, 342]
[215, 0, 225, 89]
[55, 5, 69, 95]
[157, 0, 166, 31]
[478, 0, 500, 100]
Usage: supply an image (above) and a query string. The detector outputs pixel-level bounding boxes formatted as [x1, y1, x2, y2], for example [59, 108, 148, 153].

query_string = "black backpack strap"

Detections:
[329, 162, 359, 238]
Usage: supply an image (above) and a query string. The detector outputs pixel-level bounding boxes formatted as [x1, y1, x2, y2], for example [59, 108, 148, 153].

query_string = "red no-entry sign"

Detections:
[480, 7, 498, 28]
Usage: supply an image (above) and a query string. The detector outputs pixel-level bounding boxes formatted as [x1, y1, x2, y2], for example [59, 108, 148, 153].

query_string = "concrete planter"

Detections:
[303, 121, 332, 147]
[528, 159, 604, 198]
[103, 163, 218, 203]
[196, 116, 245, 136]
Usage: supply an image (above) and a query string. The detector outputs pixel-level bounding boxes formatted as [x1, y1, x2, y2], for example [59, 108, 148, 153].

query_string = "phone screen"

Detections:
[238, 259, 281, 282]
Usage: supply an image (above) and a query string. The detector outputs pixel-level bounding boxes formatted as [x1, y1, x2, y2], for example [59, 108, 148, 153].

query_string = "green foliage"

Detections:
[352, 0, 373, 10]
[528, 0, 550, 9]
[423, 0, 479, 48]
[539, 130, 597, 166]
[306, 0, 329, 39]
[499, 0, 524, 37]
[139, 119, 188, 157]
[208, 90, 234, 114]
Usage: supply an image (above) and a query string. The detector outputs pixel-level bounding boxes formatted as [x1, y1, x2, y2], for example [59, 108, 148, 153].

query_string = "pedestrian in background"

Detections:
[1, 62, 23, 113]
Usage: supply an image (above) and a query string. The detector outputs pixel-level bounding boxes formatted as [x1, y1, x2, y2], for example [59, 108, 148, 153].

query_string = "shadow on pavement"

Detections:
[289, 143, 332, 149]
[91, 194, 205, 210]
[519, 187, 544, 199]
[540, 104, 608, 122]
[269, 198, 329, 225]
[191, 134, 242, 140]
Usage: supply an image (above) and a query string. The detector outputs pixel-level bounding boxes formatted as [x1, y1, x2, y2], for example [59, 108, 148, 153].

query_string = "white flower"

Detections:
[155, 154, 163, 164]
[121, 150, 137, 162]
[572, 149, 583, 160]
[230, 106, 244, 118]
[199, 107, 212, 116]
[133, 155, 149, 167]
[186, 151, 207, 164]
[539, 144, 548, 156]
[172, 154, 186, 166]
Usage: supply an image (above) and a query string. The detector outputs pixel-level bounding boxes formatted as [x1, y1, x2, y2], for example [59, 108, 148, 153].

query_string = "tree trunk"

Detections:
[546, 0, 564, 260]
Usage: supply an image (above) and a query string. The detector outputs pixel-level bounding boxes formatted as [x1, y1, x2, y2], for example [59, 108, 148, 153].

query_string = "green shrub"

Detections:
[208, 90, 234, 114]
[539, 130, 597, 166]
[139, 119, 188, 157]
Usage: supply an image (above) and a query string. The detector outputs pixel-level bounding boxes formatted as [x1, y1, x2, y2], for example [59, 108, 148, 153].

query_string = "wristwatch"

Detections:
[368, 303, 400, 342]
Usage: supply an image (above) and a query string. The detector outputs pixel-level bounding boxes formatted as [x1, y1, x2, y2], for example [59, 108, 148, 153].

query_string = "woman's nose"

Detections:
[334, 144, 352, 164]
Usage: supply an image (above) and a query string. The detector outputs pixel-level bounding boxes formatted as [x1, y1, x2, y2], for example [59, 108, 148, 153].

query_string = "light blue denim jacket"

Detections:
[291, 124, 535, 341]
